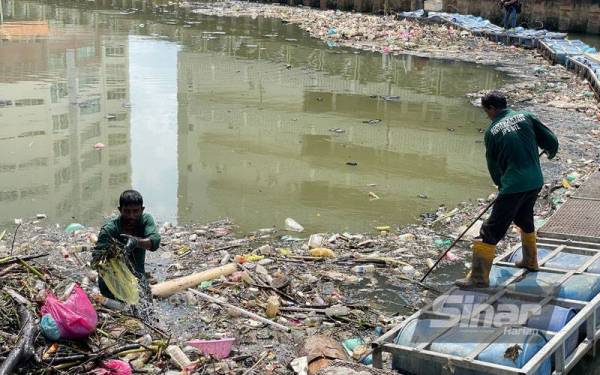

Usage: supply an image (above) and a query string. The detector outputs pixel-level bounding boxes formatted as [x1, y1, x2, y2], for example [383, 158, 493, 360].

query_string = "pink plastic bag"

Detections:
[90, 360, 132, 375]
[40, 284, 97, 340]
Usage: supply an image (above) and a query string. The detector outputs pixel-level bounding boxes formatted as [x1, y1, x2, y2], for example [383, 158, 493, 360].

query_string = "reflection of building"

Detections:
[0, 2, 131, 224]
[0, 21, 49, 39]
[176, 33, 502, 229]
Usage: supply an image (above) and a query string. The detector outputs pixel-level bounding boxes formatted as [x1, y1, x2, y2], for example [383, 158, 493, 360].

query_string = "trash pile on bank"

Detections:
[181, 1, 600, 120]
[0, 214, 446, 374]
[1, 155, 598, 373]
[190, 1, 511, 56]
[400, 9, 568, 40]
[468, 58, 600, 119]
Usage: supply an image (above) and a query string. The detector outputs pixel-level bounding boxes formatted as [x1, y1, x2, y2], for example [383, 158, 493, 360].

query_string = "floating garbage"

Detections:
[309, 247, 335, 257]
[342, 337, 373, 365]
[285, 217, 304, 232]
[64, 223, 85, 234]
[352, 264, 376, 273]
[91, 360, 132, 375]
[308, 233, 325, 249]
[40, 314, 61, 341]
[187, 338, 235, 359]
[434, 238, 452, 248]
[40, 284, 98, 340]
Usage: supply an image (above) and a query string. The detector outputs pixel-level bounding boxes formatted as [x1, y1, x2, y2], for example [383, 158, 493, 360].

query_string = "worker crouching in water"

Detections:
[92, 190, 161, 299]
[456, 91, 559, 289]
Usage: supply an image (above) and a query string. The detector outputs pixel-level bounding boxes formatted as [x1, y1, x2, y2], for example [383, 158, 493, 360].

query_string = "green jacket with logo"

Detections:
[484, 109, 559, 194]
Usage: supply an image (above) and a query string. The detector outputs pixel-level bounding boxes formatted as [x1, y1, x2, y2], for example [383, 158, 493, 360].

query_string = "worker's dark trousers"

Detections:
[480, 188, 541, 245]
[99, 277, 116, 300]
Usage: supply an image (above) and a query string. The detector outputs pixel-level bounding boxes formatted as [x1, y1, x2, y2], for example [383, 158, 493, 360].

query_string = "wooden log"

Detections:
[151, 263, 238, 298]
[0, 289, 38, 375]
[188, 289, 291, 332]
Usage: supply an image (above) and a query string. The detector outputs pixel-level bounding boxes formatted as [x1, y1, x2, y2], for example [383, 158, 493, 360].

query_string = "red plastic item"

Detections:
[40, 284, 98, 340]
[90, 360, 132, 375]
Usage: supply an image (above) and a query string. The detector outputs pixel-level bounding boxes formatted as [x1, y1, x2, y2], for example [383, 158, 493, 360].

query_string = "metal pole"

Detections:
[1, 0, 4, 24]
[419, 198, 496, 282]
[420, 151, 546, 283]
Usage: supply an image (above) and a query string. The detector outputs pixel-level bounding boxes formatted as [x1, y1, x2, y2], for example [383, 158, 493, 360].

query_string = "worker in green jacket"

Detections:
[456, 91, 559, 288]
[92, 190, 161, 299]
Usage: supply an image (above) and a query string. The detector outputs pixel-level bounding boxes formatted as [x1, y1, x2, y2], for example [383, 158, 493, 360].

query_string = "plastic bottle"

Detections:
[81, 276, 90, 289]
[220, 252, 231, 264]
[93, 294, 128, 311]
[308, 234, 325, 249]
[352, 264, 376, 273]
[165, 345, 192, 369]
[401, 265, 416, 277]
[398, 233, 416, 241]
[285, 217, 304, 232]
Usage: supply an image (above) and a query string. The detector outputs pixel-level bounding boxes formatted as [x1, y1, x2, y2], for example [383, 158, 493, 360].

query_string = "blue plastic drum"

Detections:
[497, 298, 579, 356]
[507, 247, 551, 264]
[430, 326, 551, 375]
[393, 319, 551, 375]
[489, 265, 521, 287]
[432, 289, 490, 313]
[508, 272, 600, 301]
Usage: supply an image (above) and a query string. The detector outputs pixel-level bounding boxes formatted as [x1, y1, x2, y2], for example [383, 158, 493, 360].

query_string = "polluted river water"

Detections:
[2, 2, 600, 374]
[0, 1, 508, 234]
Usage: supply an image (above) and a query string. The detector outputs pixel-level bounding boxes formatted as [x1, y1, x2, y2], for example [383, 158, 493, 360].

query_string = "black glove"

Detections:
[121, 234, 139, 255]
[91, 249, 104, 266]
[544, 149, 556, 160]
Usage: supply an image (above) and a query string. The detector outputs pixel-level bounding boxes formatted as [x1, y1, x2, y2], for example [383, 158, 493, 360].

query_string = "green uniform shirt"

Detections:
[484, 109, 558, 194]
[93, 213, 161, 276]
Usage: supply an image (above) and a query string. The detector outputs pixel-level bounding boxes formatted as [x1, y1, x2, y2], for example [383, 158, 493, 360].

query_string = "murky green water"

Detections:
[0, 1, 506, 232]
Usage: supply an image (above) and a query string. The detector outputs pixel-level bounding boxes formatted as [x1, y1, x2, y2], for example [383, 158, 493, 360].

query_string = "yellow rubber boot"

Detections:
[516, 231, 539, 272]
[455, 241, 495, 289]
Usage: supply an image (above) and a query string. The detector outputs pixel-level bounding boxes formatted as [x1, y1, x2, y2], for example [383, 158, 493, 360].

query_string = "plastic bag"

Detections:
[40, 314, 61, 341]
[40, 284, 97, 340]
[97, 258, 139, 305]
[90, 359, 132, 375]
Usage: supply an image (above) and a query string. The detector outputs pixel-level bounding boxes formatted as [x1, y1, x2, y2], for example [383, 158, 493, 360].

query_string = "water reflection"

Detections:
[129, 36, 179, 225]
[0, 7, 131, 225]
[1, 1, 506, 232]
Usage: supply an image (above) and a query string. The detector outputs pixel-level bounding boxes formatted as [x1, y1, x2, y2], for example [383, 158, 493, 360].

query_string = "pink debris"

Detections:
[444, 251, 459, 261]
[90, 360, 132, 375]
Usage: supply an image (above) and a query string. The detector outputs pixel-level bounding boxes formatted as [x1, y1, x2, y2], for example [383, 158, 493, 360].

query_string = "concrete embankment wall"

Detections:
[442, 0, 600, 34]
[287, 0, 600, 34]
[35, 0, 600, 34]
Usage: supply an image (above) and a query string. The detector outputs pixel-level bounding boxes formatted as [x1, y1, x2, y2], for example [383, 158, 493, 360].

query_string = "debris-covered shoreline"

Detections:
[1, 1, 600, 374]
[1, 152, 598, 374]
[177, 1, 600, 119]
